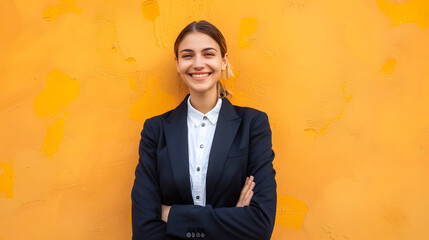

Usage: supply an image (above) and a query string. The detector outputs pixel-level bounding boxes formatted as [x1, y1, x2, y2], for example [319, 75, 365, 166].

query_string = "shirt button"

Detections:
[199, 144, 204, 148]
[203, 116, 208, 120]
[201, 123, 206, 127]
[196, 167, 200, 171]
[196, 195, 200, 200]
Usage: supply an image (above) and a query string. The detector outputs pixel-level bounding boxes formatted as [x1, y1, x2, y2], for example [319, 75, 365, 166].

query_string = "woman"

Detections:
[131, 20, 277, 240]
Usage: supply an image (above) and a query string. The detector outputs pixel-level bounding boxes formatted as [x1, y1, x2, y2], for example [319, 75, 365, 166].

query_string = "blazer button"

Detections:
[196, 232, 201, 237]
[192, 232, 195, 237]
[201, 232, 206, 238]
[186, 232, 191, 238]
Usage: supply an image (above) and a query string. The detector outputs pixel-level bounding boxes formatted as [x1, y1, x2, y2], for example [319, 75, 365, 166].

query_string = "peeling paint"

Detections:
[130, 76, 176, 122]
[321, 225, 350, 240]
[140, 0, 165, 48]
[376, 0, 429, 29]
[42, 0, 82, 21]
[112, 45, 119, 53]
[305, 82, 352, 141]
[0, 162, 14, 199]
[275, 194, 308, 229]
[304, 107, 344, 140]
[33, 70, 80, 118]
[141, 0, 160, 22]
[380, 58, 397, 74]
[40, 118, 66, 158]
[238, 17, 258, 49]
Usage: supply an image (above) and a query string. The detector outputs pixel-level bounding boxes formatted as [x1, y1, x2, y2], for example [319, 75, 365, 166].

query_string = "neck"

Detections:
[189, 92, 219, 114]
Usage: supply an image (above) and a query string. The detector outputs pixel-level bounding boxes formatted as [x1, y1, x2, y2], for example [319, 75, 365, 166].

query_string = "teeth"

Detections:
[191, 73, 209, 78]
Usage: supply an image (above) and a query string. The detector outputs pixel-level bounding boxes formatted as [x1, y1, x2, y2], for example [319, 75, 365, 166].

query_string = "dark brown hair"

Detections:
[174, 20, 233, 98]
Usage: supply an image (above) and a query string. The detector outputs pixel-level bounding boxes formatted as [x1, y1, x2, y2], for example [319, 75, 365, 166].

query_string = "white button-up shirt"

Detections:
[187, 97, 222, 206]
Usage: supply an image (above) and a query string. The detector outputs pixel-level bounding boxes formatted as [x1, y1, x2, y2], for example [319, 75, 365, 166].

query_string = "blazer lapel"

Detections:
[206, 98, 241, 202]
[163, 95, 193, 203]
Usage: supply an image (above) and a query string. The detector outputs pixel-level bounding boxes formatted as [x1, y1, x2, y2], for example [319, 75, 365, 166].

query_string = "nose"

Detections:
[193, 54, 204, 69]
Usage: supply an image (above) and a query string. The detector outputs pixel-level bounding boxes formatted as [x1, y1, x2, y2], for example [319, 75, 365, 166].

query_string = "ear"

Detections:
[222, 53, 228, 71]
[174, 56, 180, 72]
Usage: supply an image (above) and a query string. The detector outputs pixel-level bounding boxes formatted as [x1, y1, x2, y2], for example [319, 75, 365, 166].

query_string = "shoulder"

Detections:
[226, 102, 271, 133]
[231, 104, 269, 123]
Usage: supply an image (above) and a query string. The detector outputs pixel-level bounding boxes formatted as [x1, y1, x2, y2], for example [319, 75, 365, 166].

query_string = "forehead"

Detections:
[178, 32, 220, 51]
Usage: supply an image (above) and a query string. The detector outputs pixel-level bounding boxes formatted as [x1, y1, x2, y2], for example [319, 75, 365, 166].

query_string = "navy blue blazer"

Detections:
[131, 95, 276, 240]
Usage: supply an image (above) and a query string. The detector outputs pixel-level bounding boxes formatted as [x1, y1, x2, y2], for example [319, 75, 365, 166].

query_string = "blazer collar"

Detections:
[165, 94, 240, 122]
[206, 97, 241, 203]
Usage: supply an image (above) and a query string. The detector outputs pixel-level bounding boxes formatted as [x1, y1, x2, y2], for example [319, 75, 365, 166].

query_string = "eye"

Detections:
[204, 52, 215, 57]
[181, 54, 192, 59]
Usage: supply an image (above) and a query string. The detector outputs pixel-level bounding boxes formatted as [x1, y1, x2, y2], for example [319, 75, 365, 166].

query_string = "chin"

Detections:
[188, 84, 217, 95]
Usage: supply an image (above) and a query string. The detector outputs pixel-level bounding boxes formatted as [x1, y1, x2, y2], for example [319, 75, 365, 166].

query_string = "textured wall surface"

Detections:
[1, 0, 429, 239]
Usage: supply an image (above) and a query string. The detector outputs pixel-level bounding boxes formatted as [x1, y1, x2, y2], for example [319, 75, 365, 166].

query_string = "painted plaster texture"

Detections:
[1, 0, 429, 239]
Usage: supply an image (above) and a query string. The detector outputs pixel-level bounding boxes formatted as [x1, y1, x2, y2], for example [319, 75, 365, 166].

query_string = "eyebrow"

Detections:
[179, 47, 218, 53]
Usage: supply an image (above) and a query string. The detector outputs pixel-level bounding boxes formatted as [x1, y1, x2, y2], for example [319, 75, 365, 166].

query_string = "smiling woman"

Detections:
[131, 20, 277, 240]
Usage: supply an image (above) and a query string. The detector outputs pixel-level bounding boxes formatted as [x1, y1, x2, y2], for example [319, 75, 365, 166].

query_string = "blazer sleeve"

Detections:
[131, 119, 180, 240]
[166, 112, 277, 240]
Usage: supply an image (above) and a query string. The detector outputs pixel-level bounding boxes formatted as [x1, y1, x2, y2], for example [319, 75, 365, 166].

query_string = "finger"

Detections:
[249, 175, 254, 182]
[243, 190, 254, 206]
[249, 181, 255, 192]
[243, 181, 255, 205]
[237, 177, 251, 207]
[239, 177, 251, 200]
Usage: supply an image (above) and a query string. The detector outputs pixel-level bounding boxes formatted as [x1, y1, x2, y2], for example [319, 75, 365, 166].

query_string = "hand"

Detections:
[236, 176, 255, 207]
[161, 204, 171, 223]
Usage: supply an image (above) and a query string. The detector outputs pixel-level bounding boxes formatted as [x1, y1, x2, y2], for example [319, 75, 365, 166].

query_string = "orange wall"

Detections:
[1, 0, 429, 239]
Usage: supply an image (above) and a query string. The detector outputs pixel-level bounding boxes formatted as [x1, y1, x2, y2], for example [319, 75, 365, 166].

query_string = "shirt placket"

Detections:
[193, 118, 207, 205]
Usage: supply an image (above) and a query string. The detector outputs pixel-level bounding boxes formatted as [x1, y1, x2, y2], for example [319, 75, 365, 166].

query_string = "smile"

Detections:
[190, 73, 210, 78]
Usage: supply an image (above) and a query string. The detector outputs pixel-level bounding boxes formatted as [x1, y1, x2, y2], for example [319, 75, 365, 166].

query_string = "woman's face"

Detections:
[175, 32, 227, 97]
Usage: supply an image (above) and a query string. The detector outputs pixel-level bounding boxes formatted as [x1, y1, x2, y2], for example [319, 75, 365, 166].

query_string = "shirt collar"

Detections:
[187, 96, 222, 127]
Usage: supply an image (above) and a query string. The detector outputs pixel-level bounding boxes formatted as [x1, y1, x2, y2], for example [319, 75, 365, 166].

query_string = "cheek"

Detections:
[207, 61, 222, 71]
[178, 62, 191, 73]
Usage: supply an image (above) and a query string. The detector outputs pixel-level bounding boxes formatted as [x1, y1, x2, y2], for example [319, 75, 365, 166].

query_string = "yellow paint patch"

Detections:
[40, 118, 66, 158]
[42, 0, 82, 21]
[304, 128, 318, 142]
[346, 94, 353, 103]
[275, 194, 308, 229]
[0, 162, 14, 199]
[34, 70, 80, 118]
[141, 0, 160, 22]
[376, 0, 429, 29]
[130, 76, 176, 122]
[126, 57, 136, 62]
[380, 58, 397, 74]
[238, 17, 258, 49]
